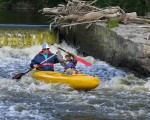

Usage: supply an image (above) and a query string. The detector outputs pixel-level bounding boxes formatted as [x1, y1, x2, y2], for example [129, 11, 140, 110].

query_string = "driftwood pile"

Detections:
[39, 0, 150, 28]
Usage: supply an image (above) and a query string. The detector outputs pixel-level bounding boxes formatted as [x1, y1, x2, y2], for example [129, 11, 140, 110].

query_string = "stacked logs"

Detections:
[39, 0, 150, 28]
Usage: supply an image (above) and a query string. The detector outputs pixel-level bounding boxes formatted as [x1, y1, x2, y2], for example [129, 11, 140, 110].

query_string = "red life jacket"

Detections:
[38, 63, 54, 67]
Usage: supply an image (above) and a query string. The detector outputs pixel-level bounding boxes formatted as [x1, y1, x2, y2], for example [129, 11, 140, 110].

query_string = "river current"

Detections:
[0, 42, 150, 120]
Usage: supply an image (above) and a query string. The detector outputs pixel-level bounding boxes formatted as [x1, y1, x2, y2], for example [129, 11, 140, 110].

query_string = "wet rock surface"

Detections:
[60, 23, 150, 76]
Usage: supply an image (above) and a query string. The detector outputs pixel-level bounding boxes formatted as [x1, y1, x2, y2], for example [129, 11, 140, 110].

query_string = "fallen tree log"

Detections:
[139, 25, 150, 28]
[61, 20, 106, 28]
[64, 14, 81, 22]
[39, 0, 150, 28]
[77, 11, 104, 22]
[128, 18, 150, 24]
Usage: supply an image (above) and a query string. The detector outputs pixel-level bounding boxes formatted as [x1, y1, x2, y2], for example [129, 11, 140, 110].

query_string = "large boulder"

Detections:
[60, 23, 150, 76]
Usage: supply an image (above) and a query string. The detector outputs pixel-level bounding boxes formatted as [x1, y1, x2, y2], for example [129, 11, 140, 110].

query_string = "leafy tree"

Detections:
[95, 0, 149, 15]
[0, 0, 148, 15]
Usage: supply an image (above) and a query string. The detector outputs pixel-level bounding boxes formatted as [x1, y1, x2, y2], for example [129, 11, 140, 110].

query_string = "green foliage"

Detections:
[0, 0, 66, 10]
[0, 0, 148, 16]
[106, 20, 119, 28]
[0, 0, 12, 9]
[95, 0, 149, 16]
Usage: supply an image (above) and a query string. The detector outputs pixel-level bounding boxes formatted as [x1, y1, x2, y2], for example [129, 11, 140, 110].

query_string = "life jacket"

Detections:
[30, 50, 59, 71]
[65, 60, 76, 70]
[38, 63, 54, 67]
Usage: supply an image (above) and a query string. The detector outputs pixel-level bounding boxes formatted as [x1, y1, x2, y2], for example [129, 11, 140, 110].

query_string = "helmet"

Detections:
[42, 43, 50, 49]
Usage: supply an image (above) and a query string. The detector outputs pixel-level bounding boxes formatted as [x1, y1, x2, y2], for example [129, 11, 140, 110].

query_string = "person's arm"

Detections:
[56, 50, 64, 62]
[68, 53, 77, 65]
[56, 50, 68, 68]
[72, 58, 77, 66]
[30, 55, 39, 68]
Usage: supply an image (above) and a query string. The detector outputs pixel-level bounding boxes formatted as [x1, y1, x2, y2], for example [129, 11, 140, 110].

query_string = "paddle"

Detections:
[56, 46, 92, 66]
[12, 54, 56, 79]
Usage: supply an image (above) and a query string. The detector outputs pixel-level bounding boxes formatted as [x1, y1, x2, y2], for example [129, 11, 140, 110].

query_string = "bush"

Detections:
[106, 20, 119, 28]
[95, 0, 149, 16]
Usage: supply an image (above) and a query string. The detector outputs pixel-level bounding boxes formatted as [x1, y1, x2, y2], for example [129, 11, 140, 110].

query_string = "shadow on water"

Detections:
[0, 10, 49, 24]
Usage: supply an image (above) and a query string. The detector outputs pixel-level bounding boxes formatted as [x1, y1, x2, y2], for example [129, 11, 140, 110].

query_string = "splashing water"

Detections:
[0, 42, 150, 120]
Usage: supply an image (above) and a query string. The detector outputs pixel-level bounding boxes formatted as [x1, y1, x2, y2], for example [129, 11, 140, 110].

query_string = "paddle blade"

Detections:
[12, 68, 33, 80]
[12, 73, 24, 79]
[74, 56, 92, 66]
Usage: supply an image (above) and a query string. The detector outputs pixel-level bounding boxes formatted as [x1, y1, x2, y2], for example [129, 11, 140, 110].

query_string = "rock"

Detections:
[60, 23, 150, 76]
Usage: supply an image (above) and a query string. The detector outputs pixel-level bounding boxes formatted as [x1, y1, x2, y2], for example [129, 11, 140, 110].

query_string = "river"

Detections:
[0, 41, 150, 120]
[0, 10, 48, 24]
[0, 10, 150, 120]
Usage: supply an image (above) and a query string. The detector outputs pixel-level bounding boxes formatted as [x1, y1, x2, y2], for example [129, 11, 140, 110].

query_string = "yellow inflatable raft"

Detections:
[31, 70, 100, 90]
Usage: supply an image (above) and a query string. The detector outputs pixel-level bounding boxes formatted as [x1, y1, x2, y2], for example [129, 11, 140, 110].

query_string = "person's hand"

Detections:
[66, 51, 74, 57]
[33, 64, 39, 68]
[66, 51, 70, 54]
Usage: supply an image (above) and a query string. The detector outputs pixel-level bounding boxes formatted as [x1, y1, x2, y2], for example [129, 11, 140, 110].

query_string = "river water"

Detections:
[0, 41, 150, 120]
[0, 10, 49, 24]
[0, 10, 150, 120]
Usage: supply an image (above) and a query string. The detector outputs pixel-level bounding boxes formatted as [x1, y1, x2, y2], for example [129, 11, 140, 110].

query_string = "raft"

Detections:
[31, 70, 100, 90]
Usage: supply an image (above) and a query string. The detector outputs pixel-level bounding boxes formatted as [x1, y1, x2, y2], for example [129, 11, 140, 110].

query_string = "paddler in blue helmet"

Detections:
[30, 42, 63, 71]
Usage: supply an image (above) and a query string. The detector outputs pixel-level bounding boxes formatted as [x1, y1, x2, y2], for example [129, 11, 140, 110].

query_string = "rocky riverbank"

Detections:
[60, 23, 150, 77]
